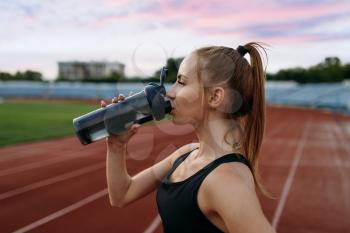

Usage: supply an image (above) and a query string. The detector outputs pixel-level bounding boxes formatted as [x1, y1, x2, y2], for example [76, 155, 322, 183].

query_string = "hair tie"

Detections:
[236, 45, 248, 56]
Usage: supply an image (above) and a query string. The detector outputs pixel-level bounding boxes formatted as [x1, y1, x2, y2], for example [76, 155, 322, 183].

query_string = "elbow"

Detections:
[108, 179, 132, 208]
[109, 197, 128, 208]
[110, 202, 125, 208]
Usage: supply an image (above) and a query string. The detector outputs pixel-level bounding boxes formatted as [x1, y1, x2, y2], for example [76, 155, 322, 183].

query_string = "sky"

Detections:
[0, 0, 350, 80]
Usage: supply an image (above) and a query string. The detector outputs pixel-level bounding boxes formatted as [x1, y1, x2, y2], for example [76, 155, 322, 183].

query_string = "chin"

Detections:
[170, 115, 181, 125]
[171, 115, 195, 126]
[171, 118, 183, 125]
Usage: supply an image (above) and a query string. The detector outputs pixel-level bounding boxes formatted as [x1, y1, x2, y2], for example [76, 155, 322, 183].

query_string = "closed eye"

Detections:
[177, 80, 185, 85]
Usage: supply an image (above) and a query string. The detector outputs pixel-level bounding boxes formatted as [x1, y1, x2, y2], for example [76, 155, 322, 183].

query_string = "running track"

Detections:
[0, 106, 349, 233]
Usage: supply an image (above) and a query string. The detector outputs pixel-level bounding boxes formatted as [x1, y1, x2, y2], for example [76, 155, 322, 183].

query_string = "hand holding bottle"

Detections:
[100, 92, 141, 149]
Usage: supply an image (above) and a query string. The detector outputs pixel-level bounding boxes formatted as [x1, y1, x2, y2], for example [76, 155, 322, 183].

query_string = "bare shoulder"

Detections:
[209, 162, 255, 191]
[169, 142, 199, 166]
[201, 162, 276, 233]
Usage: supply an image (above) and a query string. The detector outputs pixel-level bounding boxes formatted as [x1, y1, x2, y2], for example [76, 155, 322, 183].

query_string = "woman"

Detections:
[101, 42, 276, 233]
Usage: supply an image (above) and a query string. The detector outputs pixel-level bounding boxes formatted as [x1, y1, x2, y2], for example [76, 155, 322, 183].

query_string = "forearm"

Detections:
[106, 143, 131, 207]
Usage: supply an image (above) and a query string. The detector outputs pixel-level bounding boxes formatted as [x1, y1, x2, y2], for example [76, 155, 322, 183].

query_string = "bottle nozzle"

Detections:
[160, 67, 168, 87]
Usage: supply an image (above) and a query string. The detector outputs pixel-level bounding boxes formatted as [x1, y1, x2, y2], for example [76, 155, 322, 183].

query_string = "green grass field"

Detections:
[0, 100, 100, 147]
[0, 100, 172, 147]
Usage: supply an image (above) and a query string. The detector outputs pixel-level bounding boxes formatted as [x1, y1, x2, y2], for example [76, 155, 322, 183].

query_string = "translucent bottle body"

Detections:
[73, 90, 171, 145]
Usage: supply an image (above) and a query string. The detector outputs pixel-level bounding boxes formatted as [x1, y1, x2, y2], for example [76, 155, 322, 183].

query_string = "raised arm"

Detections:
[108, 141, 198, 207]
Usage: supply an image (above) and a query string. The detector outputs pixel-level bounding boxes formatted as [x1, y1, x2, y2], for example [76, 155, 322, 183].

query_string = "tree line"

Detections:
[154, 56, 350, 84]
[0, 70, 43, 81]
[1, 57, 349, 83]
[266, 57, 350, 83]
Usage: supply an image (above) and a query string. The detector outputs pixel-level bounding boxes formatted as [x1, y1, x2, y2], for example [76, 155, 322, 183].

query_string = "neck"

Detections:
[193, 111, 243, 160]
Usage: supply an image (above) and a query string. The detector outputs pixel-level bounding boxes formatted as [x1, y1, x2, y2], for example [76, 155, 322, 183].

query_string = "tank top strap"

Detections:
[168, 147, 199, 177]
[172, 148, 198, 169]
[210, 153, 251, 170]
[173, 150, 251, 175]
[192, 153, 252, 190]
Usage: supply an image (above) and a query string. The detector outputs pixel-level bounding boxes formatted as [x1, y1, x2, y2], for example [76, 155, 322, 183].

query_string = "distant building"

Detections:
[58, 61, 125, 80]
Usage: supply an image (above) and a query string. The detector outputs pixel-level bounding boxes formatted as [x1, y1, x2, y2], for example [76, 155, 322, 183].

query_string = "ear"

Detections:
[208, 87, 225, 109]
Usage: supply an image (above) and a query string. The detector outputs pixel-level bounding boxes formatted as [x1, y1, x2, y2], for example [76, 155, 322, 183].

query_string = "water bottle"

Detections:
[73, 67, 172, 145]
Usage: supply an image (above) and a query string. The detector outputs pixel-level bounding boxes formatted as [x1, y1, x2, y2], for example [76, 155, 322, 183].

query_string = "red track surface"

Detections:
[0, 106, 349, 233]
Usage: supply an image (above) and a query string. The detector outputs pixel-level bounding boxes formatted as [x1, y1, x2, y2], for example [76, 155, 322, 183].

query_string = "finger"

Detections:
[114, 96, 122, 103]
[130, 127, 138, 136]
[114, 95, 122, 103]
[131, 124, 141, 131]
[100, 100, 107, 107]
[119, 94, 125, 101]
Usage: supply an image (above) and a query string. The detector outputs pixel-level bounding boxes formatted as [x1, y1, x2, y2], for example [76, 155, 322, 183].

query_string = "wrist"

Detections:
[107, 140, 127, 153]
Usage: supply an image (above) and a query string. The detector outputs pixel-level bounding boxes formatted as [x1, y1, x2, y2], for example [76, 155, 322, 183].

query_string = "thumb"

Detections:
[131, 124, 141, 131]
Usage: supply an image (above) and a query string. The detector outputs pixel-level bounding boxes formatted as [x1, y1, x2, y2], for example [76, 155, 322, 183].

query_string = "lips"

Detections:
[170, 102, 175, 112]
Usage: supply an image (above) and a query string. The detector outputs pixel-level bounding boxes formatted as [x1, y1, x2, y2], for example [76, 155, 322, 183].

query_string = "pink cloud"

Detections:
[134, 0, 350, 28]
[127, 0, 350, 44]
[12, 0, 350, 45]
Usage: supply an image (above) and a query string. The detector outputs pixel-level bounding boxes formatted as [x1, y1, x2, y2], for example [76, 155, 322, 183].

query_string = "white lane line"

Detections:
[333, 121, 350, 154]
[330, 122, 350, 211]
[265, 120, 292, 140]
[0, 148, 140, 178]
[271, 122, 310, 230]
[12, 189, 108, 233]
[0, 143, 71, 163]
[0, 162, 105, 201]
[0, 153, 95, 177]
[263, 137, 350, 150]
[261, 159, 350, 168]
[143, 215, 161, 233]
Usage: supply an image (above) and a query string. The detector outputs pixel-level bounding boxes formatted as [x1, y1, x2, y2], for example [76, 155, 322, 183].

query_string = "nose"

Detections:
[165, 83, 175, 99]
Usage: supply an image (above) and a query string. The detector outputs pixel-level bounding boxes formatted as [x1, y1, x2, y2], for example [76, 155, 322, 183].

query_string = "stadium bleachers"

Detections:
[1, 81, 349, 114]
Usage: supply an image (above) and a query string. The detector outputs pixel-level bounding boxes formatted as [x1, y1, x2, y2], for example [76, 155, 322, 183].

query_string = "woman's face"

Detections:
[166, 53, 205, 125]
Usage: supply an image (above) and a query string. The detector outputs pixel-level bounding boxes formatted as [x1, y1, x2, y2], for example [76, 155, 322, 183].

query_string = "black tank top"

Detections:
[156, 149, 251, 233]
